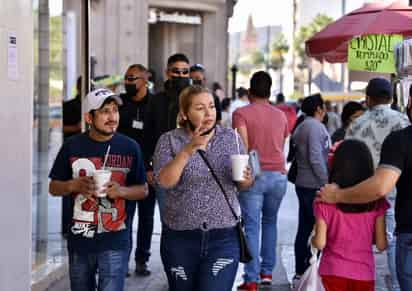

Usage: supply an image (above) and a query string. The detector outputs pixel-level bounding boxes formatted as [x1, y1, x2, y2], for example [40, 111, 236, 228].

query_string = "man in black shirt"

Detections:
[189, 63, 222, 123]
[318, 84, 412, 290]
[143, 53, 192, 216]
[117, 64, 154, 277]
[63, 77, 82, 140]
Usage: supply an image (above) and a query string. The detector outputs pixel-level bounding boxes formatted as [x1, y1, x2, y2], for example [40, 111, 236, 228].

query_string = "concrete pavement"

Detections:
[45, 180, 391, 291]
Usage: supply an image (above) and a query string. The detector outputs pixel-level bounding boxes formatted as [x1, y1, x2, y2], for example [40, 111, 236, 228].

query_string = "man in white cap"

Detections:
[49, 88, 148, 291]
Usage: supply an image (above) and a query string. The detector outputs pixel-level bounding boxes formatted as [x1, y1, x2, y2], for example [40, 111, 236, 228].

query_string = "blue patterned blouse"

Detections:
[153, 125, 246, 231]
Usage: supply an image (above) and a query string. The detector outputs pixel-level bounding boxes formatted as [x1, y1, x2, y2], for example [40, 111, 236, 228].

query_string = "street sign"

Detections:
[348, 34, 403, 73]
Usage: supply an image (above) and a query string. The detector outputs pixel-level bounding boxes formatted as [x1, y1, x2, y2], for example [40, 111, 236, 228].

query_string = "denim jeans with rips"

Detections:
[160, 225, 240, 291]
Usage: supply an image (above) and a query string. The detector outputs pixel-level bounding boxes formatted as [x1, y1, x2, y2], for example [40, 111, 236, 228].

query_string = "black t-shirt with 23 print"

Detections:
[379, 125, 412, 234]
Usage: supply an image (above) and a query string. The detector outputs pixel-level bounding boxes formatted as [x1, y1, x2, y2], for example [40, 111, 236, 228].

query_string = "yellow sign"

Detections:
[348, 34, 403, 73]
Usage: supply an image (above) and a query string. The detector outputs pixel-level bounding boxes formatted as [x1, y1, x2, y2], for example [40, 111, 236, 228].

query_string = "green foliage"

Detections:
[250, 50, 265, 66]
[295, 14, 333, 61]
[50, 16, 63, 83]
[270, 33, 289, 69]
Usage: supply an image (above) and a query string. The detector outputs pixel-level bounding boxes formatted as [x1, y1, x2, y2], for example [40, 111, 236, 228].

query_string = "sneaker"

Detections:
[291, 274, 302, 289]
[135, 262, 151, 276]
[237, 282, 258, 291]
[260, 273, 272, 285]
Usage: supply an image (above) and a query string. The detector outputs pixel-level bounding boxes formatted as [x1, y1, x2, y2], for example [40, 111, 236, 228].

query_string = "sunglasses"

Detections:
[125, 75, 144, 82]
[169, 68, 189, 75]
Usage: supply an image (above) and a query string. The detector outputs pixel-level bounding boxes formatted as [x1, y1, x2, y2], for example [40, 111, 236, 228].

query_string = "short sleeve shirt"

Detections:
[153, 126, 245, 231]
[379, 126, 412, 233]
[314, 200, 389, 281]
[49, 133, 146, 253]
[232, 102, 288, 172]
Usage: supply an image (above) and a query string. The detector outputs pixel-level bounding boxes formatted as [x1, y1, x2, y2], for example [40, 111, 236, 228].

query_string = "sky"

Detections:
[228, 0, 400, 34]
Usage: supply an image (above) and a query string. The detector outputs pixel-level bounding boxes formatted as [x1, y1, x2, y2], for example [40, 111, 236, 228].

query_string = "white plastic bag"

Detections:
[294, 245, 325, 291]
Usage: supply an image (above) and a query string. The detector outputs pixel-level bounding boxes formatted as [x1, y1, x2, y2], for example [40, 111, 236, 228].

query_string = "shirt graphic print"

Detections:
[69, 154, 132, 238]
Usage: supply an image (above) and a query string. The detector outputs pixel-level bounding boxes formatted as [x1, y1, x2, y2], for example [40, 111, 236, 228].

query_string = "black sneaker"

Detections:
[135, 262, 151, 276]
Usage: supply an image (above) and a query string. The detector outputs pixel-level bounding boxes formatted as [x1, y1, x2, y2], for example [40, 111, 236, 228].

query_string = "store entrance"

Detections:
[148, 22, 202, 90]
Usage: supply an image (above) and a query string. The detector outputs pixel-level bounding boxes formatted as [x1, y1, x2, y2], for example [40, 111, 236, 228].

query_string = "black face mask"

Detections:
[169, 77, 192, 96]
[187, 118, 216, 136]
[125, 84, 138, 97]
[192, 79, 203, 86]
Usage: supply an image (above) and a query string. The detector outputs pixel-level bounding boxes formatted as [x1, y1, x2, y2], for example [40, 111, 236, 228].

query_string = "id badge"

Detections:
[132, 120, 144, 129]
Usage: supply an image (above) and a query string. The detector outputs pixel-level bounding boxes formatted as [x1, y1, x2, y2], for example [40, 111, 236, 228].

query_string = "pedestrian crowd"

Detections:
[50, 52, 412, 291]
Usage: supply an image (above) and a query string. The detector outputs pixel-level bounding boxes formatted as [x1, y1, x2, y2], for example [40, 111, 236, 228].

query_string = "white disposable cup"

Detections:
[230, 154, 249, 181]
[93, 170, 112, 198]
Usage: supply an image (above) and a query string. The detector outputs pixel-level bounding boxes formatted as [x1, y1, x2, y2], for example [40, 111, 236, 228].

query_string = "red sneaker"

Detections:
[260, 273, 272, 285]
[237, 281, 258, 291]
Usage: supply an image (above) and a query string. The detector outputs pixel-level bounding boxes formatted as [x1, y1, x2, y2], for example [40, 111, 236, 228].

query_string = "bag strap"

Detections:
[197, 150, 240, 221]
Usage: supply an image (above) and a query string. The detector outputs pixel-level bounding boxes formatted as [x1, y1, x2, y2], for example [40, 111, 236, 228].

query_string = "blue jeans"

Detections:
[239, 171, 287, 282]
[387, 195, 400, 291]
[69, 249, 126, 291]
[294, 186, 317, 275]
[396, 233, 412, 291]
[126, 185, 156, 266]
[161, 226, 240, 291]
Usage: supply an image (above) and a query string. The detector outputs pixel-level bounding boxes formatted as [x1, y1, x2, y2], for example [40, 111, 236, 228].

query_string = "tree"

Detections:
[295, 14, 333, 63]
[270, 34, 289, 92]
[294, 14, 333, 93]
[270, 33, 289, 70]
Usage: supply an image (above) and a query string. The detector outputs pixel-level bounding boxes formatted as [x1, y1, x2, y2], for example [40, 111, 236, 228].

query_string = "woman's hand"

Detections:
[183, 126, 213, 155]
[237, 166, 254, 191]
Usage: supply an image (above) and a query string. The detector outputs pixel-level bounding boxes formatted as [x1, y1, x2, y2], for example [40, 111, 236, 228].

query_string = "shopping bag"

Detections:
[293, 246, 325, 291]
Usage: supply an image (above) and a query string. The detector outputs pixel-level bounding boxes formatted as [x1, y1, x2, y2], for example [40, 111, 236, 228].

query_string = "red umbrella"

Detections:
[305, 1, 412, 63]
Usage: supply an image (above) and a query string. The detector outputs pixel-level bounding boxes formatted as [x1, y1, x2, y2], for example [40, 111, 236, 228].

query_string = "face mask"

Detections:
[125, 84, 137, 96]
[170, 77, 192, 96]
[192, 79, 203, 86]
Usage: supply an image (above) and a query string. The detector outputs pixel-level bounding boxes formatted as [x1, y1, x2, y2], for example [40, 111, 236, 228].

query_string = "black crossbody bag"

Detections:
[197, 150, 253, 263]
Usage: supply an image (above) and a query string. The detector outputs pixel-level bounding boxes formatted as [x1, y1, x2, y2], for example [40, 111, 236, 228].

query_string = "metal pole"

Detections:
[266, 26, 271, 70]
[80, 0, 90, 131]
[341, 0, 346, 91]
[231, 65, 238, 100]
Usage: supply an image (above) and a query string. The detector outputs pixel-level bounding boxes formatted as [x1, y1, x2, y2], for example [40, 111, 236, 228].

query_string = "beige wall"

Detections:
[64, 0, 232, 91]
[0, 1, 33, 290]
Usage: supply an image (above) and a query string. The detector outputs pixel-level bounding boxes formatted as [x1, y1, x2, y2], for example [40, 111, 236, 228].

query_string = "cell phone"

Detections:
[249, 149, 262, 177]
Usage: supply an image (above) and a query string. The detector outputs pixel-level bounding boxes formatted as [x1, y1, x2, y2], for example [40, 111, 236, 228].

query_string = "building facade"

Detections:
[64, 0, 236, 91]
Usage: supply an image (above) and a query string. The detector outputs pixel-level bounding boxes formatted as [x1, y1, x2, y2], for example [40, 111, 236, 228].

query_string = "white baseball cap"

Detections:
[83, 88, 123, 113]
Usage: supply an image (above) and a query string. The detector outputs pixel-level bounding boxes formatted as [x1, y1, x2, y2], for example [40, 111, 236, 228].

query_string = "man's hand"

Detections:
[68, 176, 97, 200]
[105, 181, 123, 199]
[317, 183, 340, 204]
[146, 170, 154, 186]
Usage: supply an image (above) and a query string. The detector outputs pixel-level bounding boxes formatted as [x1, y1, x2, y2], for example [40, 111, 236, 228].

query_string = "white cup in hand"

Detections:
[93, 170, 112, 198]
[230, 154, 249, 181]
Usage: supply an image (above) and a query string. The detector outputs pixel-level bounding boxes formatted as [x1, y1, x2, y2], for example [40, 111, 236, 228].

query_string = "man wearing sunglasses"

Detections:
[190, 64, 222, 124]
[117, 64, 155, 277]
[143, 53, 191, 218]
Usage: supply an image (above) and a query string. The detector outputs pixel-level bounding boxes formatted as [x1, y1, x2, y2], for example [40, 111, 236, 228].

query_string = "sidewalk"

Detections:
[44, 181, 391, 291]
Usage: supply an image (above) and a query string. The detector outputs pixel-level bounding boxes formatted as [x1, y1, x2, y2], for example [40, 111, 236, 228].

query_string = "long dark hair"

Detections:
[329, 139, 378, 213]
